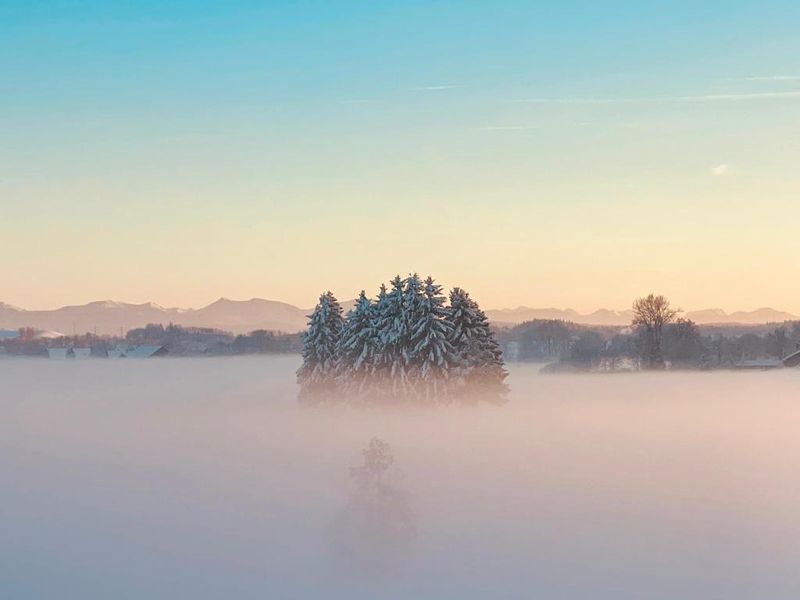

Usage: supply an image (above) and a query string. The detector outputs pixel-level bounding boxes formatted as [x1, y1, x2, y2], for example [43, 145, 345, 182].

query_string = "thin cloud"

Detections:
[413, 84, 467, 91]
[711, 164, 731, 176]
[481, 124, 540, 131]
[514, 90, 800, 104]
[739, 75, 800, 81]
[339, 99, 371, 105]
[480, 121, 647, 131]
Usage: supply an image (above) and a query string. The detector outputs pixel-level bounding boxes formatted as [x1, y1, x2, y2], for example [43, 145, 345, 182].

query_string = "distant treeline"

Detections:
[5, 295, 799, 372]
[126, 323, 302, 355]
[0, 323, 302, 357]
[498, 317, 800, 371]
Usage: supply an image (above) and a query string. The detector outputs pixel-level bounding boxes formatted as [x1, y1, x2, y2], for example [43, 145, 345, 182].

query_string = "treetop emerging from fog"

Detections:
[297, 274, 507, 405]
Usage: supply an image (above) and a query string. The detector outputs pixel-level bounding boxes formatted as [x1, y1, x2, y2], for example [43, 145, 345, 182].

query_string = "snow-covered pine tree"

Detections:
[409, 276, 457, 401]
[373, 275, 411, 398]
[369, 283, 389, 375]
[401, 273, 425, 368]
[336, 291, 378, 397]
[297, 291, 344, 403]
[447, 287, 508, 401]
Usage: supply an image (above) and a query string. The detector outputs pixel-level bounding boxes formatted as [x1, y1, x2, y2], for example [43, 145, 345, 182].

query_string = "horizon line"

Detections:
[2, 297, 798, 319]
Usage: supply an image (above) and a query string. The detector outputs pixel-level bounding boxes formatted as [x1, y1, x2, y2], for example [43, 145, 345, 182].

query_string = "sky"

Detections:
[2, 1, 799, 312]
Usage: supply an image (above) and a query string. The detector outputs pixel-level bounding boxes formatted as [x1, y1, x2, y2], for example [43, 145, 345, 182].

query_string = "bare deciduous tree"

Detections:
[632, 294, 678, 369]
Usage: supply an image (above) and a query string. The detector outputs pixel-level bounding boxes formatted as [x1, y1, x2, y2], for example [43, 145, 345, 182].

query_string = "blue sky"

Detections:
[2, 1, 800, 310]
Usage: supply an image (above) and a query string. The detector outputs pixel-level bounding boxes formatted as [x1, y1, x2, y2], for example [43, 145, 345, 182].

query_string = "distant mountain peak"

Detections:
[685, 307, 797, 324]
[0, 297, 311, 335]
[86, 300, 125, 309]
[2, 299, 797, 336]
[140, 301, 165, 309]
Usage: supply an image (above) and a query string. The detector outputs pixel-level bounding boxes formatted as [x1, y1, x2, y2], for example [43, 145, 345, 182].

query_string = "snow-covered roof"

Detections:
[36, 330, 66, 339]
[123, 345, 166, 358]
[783, 350, 800, 368]
[734, 359, 784, 369]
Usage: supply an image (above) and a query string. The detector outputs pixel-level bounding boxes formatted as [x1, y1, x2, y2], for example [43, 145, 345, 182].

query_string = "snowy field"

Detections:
[2, 356, 800, 599]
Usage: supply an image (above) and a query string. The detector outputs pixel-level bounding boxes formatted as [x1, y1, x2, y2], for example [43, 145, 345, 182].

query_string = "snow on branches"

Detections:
[296, 291, 344, 403]
[297, 275, 508, 405]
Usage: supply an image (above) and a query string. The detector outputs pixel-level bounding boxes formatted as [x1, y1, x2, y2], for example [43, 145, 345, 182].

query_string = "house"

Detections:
[784, 349, 800, 368]
[125, 345, 168, 358]
[732, 343, 800, 370]
[734, 358, 784, 370]
[46, 347, 92, 360]
[107, 345, 168, 359]
[47, 347, 74, 360]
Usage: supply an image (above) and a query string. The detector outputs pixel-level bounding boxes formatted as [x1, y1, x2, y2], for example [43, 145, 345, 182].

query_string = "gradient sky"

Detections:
[2, 1, 799, 312]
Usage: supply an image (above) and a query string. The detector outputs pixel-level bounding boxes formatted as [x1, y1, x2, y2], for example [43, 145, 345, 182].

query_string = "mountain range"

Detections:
[0, 299, 316, 336]
[0, 300, 796, 336]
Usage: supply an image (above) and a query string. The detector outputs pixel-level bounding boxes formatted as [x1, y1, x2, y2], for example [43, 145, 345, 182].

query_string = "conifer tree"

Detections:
[369, 284, 389, 377]
[402, 273, 425, 333]
[297, 291, 344, 402]
[297, 277, 510, 405]
[409, 276, 458, 400]
[336, 291, 377, 396]
[374, 275, 411, 397]
[447, 287, 508, 400]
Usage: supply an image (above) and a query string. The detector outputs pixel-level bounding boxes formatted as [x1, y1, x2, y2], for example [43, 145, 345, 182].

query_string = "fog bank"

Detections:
[2, 357, 799, 599]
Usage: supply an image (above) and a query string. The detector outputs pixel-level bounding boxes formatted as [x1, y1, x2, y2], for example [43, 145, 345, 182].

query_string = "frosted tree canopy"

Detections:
[297, 274, 508, 405]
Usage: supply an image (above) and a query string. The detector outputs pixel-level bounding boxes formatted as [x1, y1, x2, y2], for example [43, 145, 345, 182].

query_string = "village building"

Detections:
[46, 347, 93, 360]
[783, 348, 800, 368]
[106, 345, 168, 359]
[734, 347, 800, 370]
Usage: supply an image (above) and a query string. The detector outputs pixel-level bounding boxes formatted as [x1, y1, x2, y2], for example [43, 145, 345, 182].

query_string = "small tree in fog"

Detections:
[333, 437, 415, 568]
[632, 294, 678, 370]
[350, 437, 394, 487]
[297, 291, 344, 402]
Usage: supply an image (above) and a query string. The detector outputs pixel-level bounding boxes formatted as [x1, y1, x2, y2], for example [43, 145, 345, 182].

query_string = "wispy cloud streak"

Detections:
[481, 125, 540, 131]
[413, 84, 466, 91]
[514, 90, 800, 104]
[739, 75, 800, 81]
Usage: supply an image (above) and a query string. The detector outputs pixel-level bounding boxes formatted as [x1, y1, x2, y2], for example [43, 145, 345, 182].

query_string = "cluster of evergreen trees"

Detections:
[297, 274, 507, 404]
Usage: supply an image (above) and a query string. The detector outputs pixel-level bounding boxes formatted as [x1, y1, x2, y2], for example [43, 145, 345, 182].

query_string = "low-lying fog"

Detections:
[2, 356, 799, 599]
